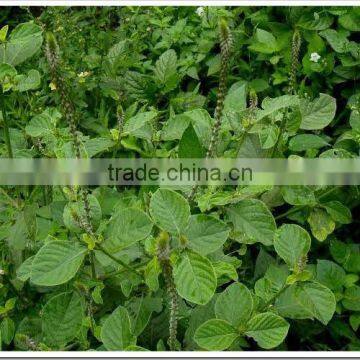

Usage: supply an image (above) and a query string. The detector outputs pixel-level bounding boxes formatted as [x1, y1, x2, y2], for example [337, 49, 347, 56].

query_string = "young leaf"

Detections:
[30, 241, 87, 286]
[316, 259, 346, 290]
[215, 282, 253, 328]
[154, 49, 178, 92]
[178, 123, 206, 158]
[194, 319, 239, 350]
[245, 312, 289, 349]
[322, 201, 352, 224]
[149, 188, 190, 235]
[307, 208, 335, 241]
[173, 250, 216, 305]
[274, 224, 311, 270]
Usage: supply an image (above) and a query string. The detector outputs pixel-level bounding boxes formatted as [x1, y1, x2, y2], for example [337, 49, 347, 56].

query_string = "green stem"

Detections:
[1, 96, 13, 158]
[89, 251, 97, 279]
[95, 244, 143, 279]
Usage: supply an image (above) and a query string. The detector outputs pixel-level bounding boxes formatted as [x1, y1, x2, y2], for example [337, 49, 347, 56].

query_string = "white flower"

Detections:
[196, 7, 205, 17]
[77, 71, 90, 78]
[0, 269, 4, 275]
[310, 52, 321, 63]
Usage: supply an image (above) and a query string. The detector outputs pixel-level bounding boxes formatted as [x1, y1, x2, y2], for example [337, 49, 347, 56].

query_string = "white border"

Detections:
[1, 0, 360, 5]
[2, 351, 360, 357]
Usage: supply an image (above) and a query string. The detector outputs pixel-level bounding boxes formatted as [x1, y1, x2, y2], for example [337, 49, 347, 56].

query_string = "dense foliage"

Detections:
[0, 6, 360, 351]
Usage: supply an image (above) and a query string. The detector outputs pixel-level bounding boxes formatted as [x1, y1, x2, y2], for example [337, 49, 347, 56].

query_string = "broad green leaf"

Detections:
[339, 11, 360, 31]
[100, 306, 136, 350]
[16, 256, 34, 282]
[281, 186, 316, 206]
[30, 241, 87, 286]
[42, 292, 83, 346]
[154, 49, 178, 92]
[123, 111, 157, 141]
[149, 189, 190, 235]
[319, 29, 349, 53]
[289, 134, 329, 152]
[330, 239, 360, 273]
[173, 250, 216, 305]
[223, 81, 247, 113]
[25, 108, 61, 137]
[275, 281, 336, 325]
[63, 194, 102, 233]
[342, 286, 360, 311]
[84, 137, 115, 158]
[256, 95, 299, 121]
[300, 94, 336, 130]
[298, 13, 333, 30]
[185, 214, 230, 255]
[245, 312, 289, 349]
[213, 261, 238, 283]
[194, 319, 238, 350]
[0, 22, 43, 66]
[274, 224, 311, 270]
[350, 314, 360, 332]
[226, 199, 276, 246]
[215, 282, 253, 328]
[103, 208, 153, 252]
[322, 201, 352, 224]
[0, 25, 8, 42]
[15, 69, 41, 92]
[249, 29, 279, 54]
[258, 125, 279, 149]
[307, 208, 335, 241]
[316, 259, 345, 290]
[178, 123, 206, 158]
[144, 257, 161, 292]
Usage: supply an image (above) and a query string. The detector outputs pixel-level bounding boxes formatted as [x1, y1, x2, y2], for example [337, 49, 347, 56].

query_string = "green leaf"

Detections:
[226, 199, 276, 246]
[298, 13, 333, 30]
[223, 81, 247, 113]
[322, 201, 352, 224]
[274, 224, 311, 270]
[350, 314, 360, 332]
[330, 239, 360, 273]
[149, 189, 190, 235]
[144, 257, 161, 292]
[25, 108, 61, 137]
[0, 25, 9, 42]
[154, 49, 178, 92]
[84, 137, 115, 158]
[185, 214, 230, 255]
[289, 134, 329, 152]
[42, 292, 83, 346]
[281, 186, 316, 206]
[258, 125, 279, 149]
[178, 123, 206, 158]
[30, 241, 87, 286]
[0, 318, 15, 345]
[63, 194, 102, 233]
[123, 111, 157, 141]
[275, 281, 336, 325]
[15, 69, 41, 92]
[342, 286, 360, 311]
[100, 306, 136, 350]
[245, 312, 289, 349]
[173, 250, 216, 305]
[16, 256, 34, 282]
[103, 208, 153, 252]
[215, 282, 253, 328]
[256, 95, 299, 121]
[194, 319, 238, 350]
[316, 259, 345, 290]
[0, 22, 43, 66]
[339, 11, 360, 31]
[249, 29, 279, 54]
[300, 94, 336, 130]
[307, 208, 335, 242]
[319, 29, 349, 53]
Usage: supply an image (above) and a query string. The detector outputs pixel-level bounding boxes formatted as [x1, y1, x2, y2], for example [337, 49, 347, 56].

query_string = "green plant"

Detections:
[0, 6, 359, 352]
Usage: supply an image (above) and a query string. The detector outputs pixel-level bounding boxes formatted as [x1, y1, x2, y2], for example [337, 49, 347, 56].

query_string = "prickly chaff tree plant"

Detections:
[0, 6, 359, 353]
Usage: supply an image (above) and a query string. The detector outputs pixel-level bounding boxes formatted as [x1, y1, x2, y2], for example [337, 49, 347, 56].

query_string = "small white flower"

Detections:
[77, 71, 90, 78]
[310, 52, 321, 63]
[0, 269, 5, 275]
[196, 7, 205, 17]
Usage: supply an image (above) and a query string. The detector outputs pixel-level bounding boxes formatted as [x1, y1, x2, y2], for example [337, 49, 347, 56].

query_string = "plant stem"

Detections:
[95, 244, 143, 279]
[1, 96, 13, 158]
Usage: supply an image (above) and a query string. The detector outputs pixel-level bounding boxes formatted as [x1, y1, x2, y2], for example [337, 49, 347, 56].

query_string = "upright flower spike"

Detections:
[157, 231, 179, 351]
[187, 19, 232, 202]
[206, 18, 233, 158]
[289, 29, 301, 95]
[45, 31, 93, 234]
